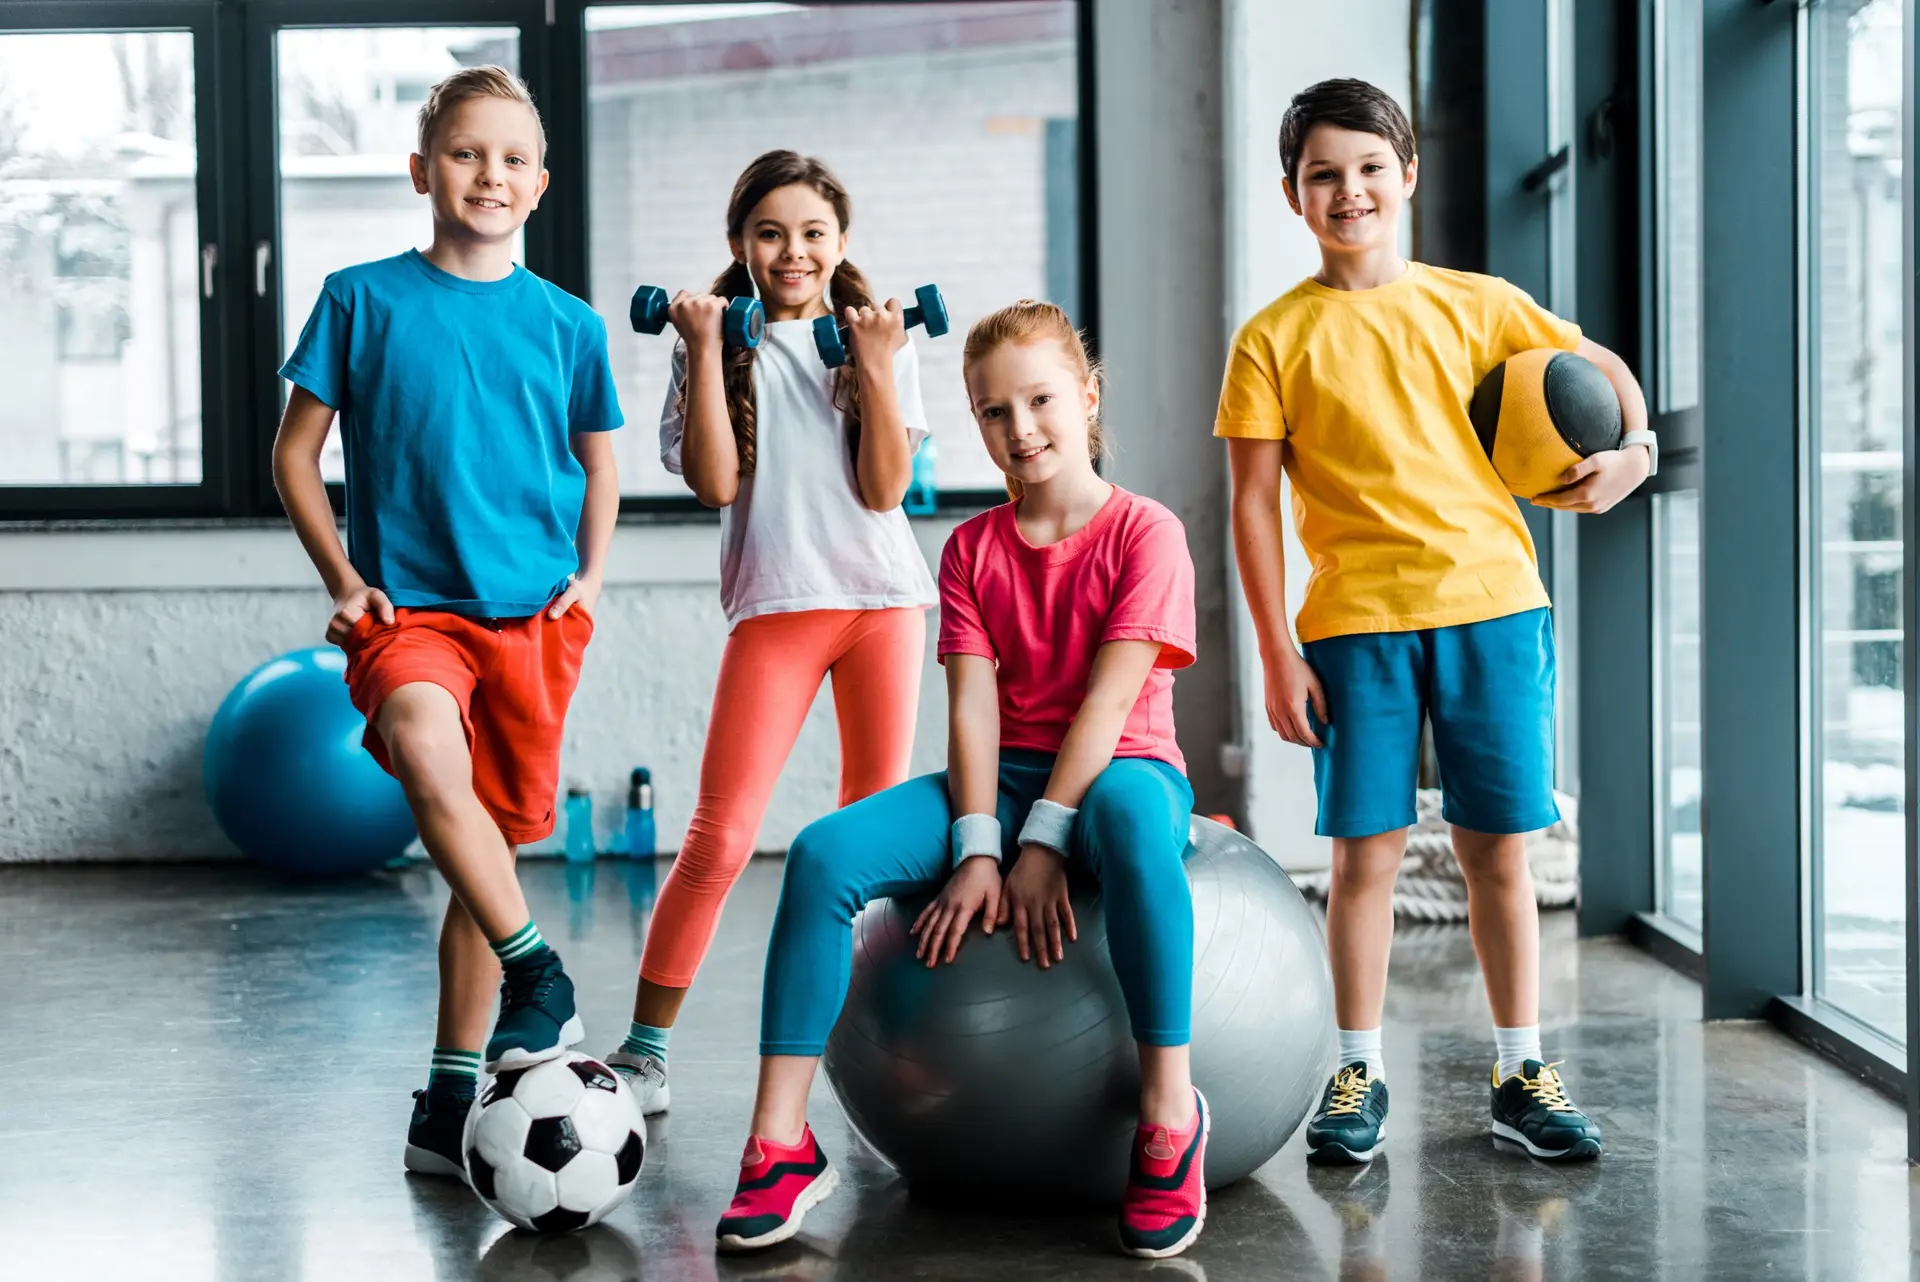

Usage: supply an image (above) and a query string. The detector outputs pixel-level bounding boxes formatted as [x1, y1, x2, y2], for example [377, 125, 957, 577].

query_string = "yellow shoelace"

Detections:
[1324, 1065, 1376, 1117]
[1516, 1062, 1578, 1113]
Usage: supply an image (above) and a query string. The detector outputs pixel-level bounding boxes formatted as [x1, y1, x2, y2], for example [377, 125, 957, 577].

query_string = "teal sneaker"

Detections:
[484, 949, 584, 1072]
[1490, 1060, 1603, 1161]
[1305, 1062, 1388, 1166]
[403, 1085, 473, 1181]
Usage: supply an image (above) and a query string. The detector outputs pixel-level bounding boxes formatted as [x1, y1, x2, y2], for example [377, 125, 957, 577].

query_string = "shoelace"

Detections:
[1518, 1062, 1578, 1113]
[1324, 1065, 1375, 1117]
[501, 966, 556, 1011]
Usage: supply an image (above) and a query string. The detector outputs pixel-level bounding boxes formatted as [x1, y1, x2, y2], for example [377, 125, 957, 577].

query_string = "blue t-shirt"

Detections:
[279, 249, 623, 618]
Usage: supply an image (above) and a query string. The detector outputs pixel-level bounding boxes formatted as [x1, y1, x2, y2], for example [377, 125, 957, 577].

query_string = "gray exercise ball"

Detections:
[821, 816, 1335, 1205]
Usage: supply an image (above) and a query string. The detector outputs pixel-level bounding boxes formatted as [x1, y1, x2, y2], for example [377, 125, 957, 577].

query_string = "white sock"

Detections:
[1336, 1027, 1384, 1080]
[1494, 1025, 1542, 1082]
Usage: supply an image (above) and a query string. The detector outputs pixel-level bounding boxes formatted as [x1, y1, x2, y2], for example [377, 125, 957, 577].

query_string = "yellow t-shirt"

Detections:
[1214, 262, 1582, 643]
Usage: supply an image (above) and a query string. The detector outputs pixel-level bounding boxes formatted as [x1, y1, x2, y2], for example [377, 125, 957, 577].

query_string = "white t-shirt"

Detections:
[660, 319, 940, 627]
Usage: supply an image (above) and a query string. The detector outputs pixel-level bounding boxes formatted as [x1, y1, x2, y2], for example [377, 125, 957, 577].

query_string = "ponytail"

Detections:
[826, 259, 878, 460]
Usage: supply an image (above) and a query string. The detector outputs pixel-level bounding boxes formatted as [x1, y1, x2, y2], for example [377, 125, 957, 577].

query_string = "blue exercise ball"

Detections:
[204, 647, 418, 877]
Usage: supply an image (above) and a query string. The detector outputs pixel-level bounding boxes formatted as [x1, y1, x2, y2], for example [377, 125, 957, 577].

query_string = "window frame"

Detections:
[0, 0, 236, 517]
[0, 0, 1092, 523]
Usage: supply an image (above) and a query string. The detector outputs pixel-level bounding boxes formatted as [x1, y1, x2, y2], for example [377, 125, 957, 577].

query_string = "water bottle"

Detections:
[564, 786, 595, 863]
[623, 767, 656, 859]
[905, 435, 938, 515]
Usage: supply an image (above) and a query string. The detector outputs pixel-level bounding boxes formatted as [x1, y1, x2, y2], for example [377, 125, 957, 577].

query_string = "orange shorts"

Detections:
[340, 606, 592, 844]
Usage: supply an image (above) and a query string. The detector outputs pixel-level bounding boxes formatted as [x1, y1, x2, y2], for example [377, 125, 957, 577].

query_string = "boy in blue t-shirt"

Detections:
[272, 66, 624, 1179]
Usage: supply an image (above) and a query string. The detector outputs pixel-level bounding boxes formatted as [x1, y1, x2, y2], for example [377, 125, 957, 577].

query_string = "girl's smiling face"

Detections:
[731, 182, 848, 319]
[966, 338, 1101, 489]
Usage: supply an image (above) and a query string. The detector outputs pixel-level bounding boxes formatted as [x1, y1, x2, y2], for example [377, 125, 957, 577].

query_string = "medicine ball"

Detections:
[1469, 349, 1622, 499]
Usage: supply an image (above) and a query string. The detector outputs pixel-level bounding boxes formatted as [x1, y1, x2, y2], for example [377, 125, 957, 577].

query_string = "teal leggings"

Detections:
[760, 750, 1196, 1056]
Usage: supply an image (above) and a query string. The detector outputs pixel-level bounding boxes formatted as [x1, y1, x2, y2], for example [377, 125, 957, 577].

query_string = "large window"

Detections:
[1649, 0, 1704, 938]
[583, 0, 1083, 499]
[0, 1, 1087, 520]
[0, 28, 203, 487]
[1805, 0, 1906, 1045]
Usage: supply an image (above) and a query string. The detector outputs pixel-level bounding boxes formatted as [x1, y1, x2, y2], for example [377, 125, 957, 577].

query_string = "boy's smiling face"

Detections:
[1284, 123, 1417, 255]
[410, 95, 548, 243]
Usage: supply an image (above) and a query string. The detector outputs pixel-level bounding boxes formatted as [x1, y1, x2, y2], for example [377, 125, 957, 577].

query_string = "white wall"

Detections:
[1220, 0, 1412, 870]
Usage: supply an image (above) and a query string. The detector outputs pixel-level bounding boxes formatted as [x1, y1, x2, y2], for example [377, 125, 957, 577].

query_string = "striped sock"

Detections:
[427, 1047, 481, 1095]
[491, 920, 550, 967]
[618, 1021, 671, 1067]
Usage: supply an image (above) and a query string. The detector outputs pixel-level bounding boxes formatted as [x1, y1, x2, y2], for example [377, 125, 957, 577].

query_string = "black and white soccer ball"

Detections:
[463, 1051, 645, 1232]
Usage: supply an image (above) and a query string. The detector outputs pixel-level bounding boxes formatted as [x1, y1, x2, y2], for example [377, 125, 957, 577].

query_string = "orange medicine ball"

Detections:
[1468, 349, 1623, 499]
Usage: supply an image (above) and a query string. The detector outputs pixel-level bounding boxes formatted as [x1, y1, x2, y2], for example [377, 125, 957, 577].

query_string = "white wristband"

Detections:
[1018, 799, 1078, 855]
[950, 813, 1002, 869]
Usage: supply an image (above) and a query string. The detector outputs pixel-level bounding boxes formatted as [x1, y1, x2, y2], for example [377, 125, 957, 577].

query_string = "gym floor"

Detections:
[2, 857, 1909, 1281]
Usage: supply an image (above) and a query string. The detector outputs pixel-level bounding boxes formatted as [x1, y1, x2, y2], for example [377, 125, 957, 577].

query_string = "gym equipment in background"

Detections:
[203, 647, 417, 878]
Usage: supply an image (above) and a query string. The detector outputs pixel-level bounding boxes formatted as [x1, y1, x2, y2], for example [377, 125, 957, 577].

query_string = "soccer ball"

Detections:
[463, 1052, 646, 1232]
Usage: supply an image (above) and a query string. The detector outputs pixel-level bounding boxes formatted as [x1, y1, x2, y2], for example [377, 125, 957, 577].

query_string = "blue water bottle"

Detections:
[564, 786, 595, 863]
[624, 767, 656, 859]
[904, 435, 938, 515]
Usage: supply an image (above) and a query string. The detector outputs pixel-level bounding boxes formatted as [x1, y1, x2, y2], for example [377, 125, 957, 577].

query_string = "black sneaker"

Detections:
[1305, 1061, 1389, 1165]
[1490, 1060, 1602, 1161]
[404, 1085, 474, 1181]
[485, 948, 585, 1072]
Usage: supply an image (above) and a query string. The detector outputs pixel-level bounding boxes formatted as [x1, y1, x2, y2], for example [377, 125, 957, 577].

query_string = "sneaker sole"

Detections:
[1307, 1121, 1387, 1166]
[716, 1165, 841, 1253]
[1491, 1121, 1602, 1161]
[1120, 1092, 1212, 1261]
[403, 1144, 469, 1182]
[485, 1015, 586, 1073]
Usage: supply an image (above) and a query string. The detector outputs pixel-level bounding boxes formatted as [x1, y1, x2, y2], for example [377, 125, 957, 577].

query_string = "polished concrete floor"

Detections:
[1, 855, 1913, 1282]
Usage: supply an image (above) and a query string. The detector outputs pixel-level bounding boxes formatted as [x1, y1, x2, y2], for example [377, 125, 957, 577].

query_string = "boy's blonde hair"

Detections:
[963, 300, 1106, 501]
[415, 65, 546, 159]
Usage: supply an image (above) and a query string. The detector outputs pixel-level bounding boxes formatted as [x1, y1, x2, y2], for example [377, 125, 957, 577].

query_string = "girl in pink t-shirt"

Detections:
[714, 302, 1209, 1261]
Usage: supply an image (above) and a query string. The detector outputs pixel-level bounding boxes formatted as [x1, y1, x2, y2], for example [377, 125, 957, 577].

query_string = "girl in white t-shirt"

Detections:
[604, 150, 937, 1114]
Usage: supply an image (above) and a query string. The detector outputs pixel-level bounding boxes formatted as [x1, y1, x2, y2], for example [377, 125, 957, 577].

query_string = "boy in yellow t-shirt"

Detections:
[1218, 79, 1654, 1166]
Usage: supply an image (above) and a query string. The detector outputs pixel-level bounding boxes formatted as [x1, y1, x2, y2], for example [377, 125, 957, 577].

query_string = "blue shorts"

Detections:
[1302, 607, 1558, 839]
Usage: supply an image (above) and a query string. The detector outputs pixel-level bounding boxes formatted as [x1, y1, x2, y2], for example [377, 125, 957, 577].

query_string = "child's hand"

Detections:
[547, 571, 601, 621]
[843, 298, 907, 369]
[1005, 845, 1076, 968]
[326, 582, 394, 647]
[1267, 648, 1328, 749]
[1532, 445, 1652, 514]
[668, 290, 730, 352]
[911, 855, 1004, 967]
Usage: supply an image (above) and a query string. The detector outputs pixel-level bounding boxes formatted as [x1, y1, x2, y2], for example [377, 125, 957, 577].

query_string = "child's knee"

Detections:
[781, 816, 862, 907]
[1330, 831, 1407, 884]
[1453, 833, 1530, 887]
[382, 717, 468, 804]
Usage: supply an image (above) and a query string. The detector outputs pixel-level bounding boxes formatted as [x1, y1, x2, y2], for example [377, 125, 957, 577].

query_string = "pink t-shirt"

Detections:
[937, 486, 1196, 773]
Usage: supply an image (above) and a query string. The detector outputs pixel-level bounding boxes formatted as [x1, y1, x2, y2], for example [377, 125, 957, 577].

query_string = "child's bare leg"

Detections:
[749, 1055, 820, 1147]
[1325, 829, 1409, 1030]
[632, 980, 688, 1028]
[375, 683, 531, 942]
[1139, 1043, 1196, 1129]
[435, 844, 517, 1051]
[1450, 827, 1539, 1029]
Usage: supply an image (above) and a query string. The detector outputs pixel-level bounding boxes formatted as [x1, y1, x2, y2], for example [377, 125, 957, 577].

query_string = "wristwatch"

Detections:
[1620, 429, 1659, 478]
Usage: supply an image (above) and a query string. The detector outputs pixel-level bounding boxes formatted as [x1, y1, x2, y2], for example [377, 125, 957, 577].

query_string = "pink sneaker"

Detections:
[714, 1127, 839, 1253]
[1119, 1088, 1210, 1259]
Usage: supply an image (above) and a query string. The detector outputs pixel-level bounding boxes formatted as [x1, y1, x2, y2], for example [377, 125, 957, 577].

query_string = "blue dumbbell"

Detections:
[812, 284, 949, 369]
[629, 285, 765, 350]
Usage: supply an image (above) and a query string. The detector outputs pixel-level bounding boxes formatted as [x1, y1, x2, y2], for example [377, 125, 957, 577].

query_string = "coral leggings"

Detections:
[639, 607, 925, 988]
